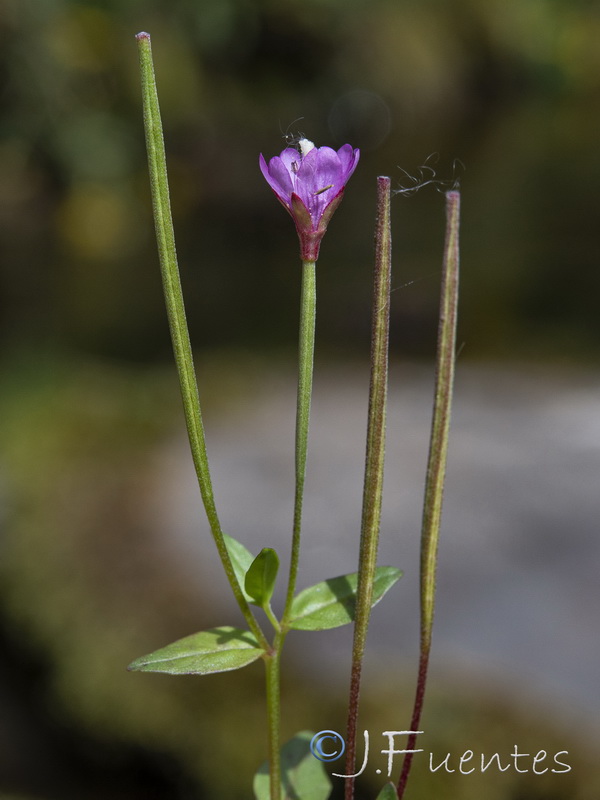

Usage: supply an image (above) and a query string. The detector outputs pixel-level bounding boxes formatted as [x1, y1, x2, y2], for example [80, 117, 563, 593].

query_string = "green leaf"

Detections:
[253, 730, 332, 800]
[127, 626, 264, 675]
[288, 566, 402, 631]
[223, 533, 255, 603]
[375, 783, 398, 800]
[245, 547, 280, 607]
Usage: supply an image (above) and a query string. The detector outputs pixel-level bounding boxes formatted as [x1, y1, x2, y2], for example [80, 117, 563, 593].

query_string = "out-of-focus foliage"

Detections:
[1, 0, 600, 360]
[0, 357, 274, 797]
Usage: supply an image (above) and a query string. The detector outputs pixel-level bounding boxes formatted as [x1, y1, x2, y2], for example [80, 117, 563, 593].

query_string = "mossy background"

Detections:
[1, 0, 599, 798]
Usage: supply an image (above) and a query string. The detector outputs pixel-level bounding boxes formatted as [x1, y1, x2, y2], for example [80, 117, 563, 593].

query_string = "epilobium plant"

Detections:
[130, 32, 459, 800]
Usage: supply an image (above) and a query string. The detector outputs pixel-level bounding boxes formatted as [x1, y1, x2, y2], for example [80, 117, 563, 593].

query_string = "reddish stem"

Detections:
[396, 646, 429, 798]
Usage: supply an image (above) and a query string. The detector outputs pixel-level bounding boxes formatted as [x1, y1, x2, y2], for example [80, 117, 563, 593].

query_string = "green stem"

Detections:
[264, 604, 282, 634]
[396, 190, 460, 799]
[135, 31, 268, 652]
[344, 177, 392, 800]
[265, 637, 283, 800]
[262, 259, 316, 800]
[282, 259, 317, 620]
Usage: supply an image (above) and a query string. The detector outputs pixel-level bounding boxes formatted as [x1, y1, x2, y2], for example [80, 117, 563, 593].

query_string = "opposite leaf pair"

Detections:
[128, 532, 402, 676]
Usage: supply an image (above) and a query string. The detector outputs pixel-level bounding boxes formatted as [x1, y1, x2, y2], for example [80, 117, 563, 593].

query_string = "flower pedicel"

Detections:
[260, 139, 360, 261]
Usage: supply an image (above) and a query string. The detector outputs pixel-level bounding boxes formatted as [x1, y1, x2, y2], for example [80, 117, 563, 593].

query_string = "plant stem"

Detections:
[259, 258, 316, 800]
[265, 635, 283, 800]
[264, 257, 317, 796]
[282, 259, 317, 620]
[135, 31, 268, 652]
[345, 177, 392, 800]
[396, 190, 460, 799]
[265, 604, 282, 634]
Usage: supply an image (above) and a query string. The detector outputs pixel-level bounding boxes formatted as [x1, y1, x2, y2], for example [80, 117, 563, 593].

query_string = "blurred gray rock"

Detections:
[149, 363, 600, 731]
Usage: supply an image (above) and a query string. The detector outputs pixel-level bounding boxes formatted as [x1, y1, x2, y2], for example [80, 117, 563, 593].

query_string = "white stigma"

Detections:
[299, 138, 316, 157]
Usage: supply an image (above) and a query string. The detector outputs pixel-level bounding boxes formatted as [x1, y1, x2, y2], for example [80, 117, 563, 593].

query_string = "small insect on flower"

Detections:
[259, 139, 360, 261]
[298, 138, 316, 158]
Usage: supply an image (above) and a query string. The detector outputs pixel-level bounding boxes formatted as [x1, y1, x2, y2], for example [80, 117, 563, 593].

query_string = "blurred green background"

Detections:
[1, 0, 600, 798]
[2, 0, 600, 361]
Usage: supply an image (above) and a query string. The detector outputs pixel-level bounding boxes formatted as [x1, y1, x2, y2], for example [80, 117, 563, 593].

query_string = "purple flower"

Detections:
[259, 139, 360, 261]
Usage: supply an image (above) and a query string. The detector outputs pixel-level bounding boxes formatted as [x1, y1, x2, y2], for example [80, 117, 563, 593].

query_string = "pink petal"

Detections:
[294, 147, 344, 223]
[314, 146, 346, 192]
[279, 148, 302, 174]
[259, 154, 293, 203]
[337, 144, 360, 180]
